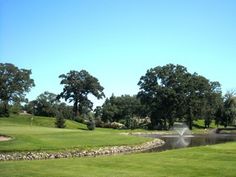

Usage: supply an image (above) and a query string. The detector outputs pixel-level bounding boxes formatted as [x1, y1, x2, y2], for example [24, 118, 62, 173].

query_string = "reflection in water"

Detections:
[168, 122, 193, 148]
[139, 134, 236, 152]
[169, 136, 191, 148]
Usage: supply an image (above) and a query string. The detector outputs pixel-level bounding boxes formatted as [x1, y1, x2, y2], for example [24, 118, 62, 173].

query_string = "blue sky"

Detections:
[1, 0, 236, 107]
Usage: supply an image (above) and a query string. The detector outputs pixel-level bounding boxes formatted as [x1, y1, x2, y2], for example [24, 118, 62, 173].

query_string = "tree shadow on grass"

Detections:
[77, 127, 90, 131]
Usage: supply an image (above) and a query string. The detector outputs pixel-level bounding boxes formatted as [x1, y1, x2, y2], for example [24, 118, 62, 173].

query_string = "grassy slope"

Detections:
[0, 142, 236, 177]
[0, 115, 150, 152]
[0, 114, 87, 129]
[0, 115, 226, 152]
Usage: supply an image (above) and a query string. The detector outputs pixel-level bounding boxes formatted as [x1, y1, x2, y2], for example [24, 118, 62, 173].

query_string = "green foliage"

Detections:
[9, 102, 22, 114]
[0, 63, 35, 117]
[101, 94, 146, 127]
[55, 111, 66, 128]
[35, 91, 58, 116]
[94, 106, 103, 119]
[58, 70, 105, 117]
[87, 120, 95, 130]
[26, 91, 58, 117]
[86, 113, 96, 130]
[214, 92, 236, 128]
[57, 103, 74, 119]
[74, 115, 85, 124]
[25, 92, 74, 119]
[138, 64, 222, 130]
[0, 101, 9, 117]
[221, 92, 236, 127]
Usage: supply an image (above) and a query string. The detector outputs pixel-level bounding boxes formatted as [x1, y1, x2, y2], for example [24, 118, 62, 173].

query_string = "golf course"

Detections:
[2, 0, 236, 176]
[0, 115, 236, 177]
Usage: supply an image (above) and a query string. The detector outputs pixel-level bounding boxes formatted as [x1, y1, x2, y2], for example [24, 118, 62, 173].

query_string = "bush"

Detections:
[102, 122, 126, 129]
[120, 117, 149, 129]
[87, 120, 95, 130]
[55, 111, 66, 128]
[110, 122, 126, 129]
[75, 116, 85, 124]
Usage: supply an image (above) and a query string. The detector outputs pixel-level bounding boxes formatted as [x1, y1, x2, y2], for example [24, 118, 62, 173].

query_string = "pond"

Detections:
[138, 133, 236, 152]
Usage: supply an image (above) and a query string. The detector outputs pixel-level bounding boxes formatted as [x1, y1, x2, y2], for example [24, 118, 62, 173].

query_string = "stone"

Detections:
[0, 139, 164, 161]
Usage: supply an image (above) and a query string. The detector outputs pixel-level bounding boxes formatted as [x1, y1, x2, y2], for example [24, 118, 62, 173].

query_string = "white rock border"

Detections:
[0, 139, 164, 161]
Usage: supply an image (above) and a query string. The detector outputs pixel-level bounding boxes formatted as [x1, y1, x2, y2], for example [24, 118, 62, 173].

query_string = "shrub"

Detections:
[75, 116, 85, 123]
[55, 111, 66, 128]
[111, 122, 126, 129]
[87, 120, 95, 130]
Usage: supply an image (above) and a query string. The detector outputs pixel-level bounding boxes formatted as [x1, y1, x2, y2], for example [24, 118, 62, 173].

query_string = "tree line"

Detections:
[0, 63, 235, 129]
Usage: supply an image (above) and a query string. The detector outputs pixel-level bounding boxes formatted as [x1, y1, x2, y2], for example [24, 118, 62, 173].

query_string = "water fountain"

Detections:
[173, 122, 192, 136]
[168, 122, 193, 148]
[138, 122, 236, 152]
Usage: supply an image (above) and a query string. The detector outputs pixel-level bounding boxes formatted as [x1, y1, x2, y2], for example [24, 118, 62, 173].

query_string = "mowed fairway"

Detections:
[1, 115, 236, 177]
[0, 115, 149, 152]
[1, 142, 236, 177]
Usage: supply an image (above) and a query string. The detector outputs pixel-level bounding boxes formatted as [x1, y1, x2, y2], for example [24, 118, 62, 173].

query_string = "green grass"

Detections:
[0, 114, 87, 129]
[1, 142, 236, 177]
[0, 115, 150, 152]
[1, 115, 236, 176]
[192, 119, 236, 134]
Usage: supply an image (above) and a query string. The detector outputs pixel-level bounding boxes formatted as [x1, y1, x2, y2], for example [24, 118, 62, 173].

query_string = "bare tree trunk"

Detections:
[73, 99, 78, 118]
[163, 117, 167, 130]
[188, 107, 193, 130]
[3, 101, 9, 117]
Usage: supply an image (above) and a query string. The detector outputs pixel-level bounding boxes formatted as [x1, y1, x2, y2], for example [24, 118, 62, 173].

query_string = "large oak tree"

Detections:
[58, 70, 105, 117]
[137, 64, 222, 130]
[0, 63, 35, 116]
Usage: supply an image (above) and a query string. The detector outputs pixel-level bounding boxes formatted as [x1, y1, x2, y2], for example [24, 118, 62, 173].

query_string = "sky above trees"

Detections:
[1, 0, 236, 106]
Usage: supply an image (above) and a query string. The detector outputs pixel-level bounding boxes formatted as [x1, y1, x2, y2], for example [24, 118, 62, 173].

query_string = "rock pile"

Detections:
[0, 139, 164, 161]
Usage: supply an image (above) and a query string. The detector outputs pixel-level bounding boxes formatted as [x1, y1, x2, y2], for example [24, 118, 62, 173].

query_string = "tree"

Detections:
[137, 64, 222, 130]
[201, 82, 222, 128]
[26, 91, 57, 117]
[184, 74, 220, 129]
[34, 91, 58, 117]
[94, 106, 103, 119]
[57, 103, 74, 120]
[101, 94, 145, 128]
[0, 63, 35, 117]
[58, 70, 105, 118]
[26, 92, 74, 119]
[10, 102, 22, 114]
[138, 64, 189, 129]
[101, 97, 118, 122]
[222, 92, 236, 127]
[215, 104, 224, 128]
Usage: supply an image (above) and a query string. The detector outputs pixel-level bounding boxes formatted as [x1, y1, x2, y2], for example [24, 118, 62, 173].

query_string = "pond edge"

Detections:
[0, 138, 164, 161]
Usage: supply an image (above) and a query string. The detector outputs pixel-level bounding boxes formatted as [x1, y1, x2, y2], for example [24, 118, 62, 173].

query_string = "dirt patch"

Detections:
[0, 136, 11, 141]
